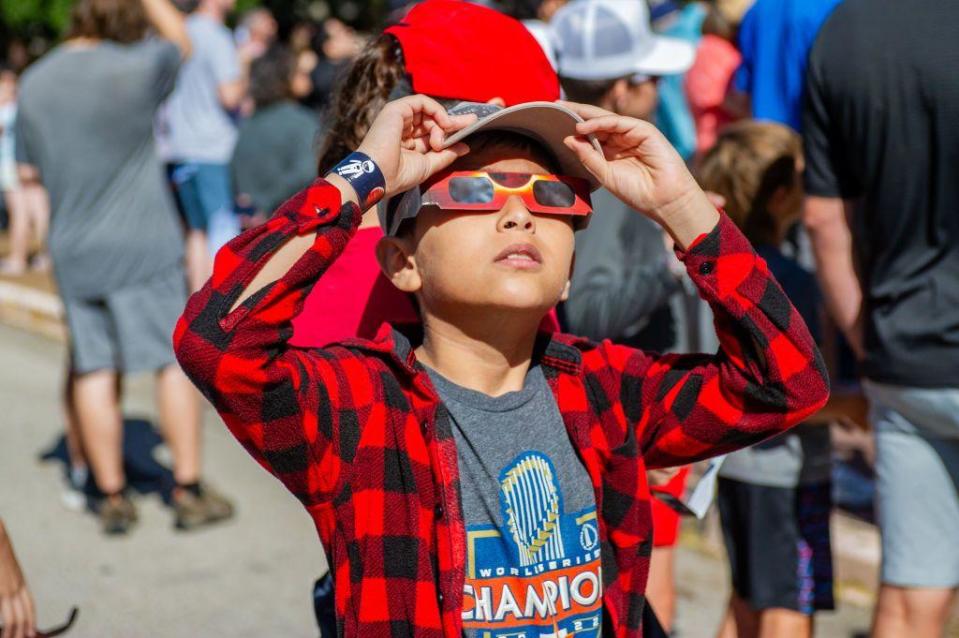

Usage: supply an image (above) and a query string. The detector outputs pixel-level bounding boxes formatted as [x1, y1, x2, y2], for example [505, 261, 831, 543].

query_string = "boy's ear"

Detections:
[375, 236, 423, 294]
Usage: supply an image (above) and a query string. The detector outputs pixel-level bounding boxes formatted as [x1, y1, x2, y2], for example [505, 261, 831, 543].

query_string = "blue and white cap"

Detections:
[551, 0, 695, 81]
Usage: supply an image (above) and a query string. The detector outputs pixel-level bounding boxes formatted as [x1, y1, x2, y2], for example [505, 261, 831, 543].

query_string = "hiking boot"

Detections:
[173, 482, 235, 531]
[99, 492, 138, 535]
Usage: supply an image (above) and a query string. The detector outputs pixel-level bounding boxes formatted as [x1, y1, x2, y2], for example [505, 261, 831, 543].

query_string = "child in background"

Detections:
[698, 121, 834, 638]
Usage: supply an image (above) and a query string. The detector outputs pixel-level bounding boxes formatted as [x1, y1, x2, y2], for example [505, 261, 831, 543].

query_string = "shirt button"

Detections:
[435, 503, 444, 519]
[699, 261, 715, 275]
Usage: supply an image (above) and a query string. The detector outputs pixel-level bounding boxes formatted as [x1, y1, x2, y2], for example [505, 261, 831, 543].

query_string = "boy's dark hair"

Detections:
[559, 76, 620, 106]
[66, 0, 149, 44]
[696, 120, 802, 245]
[318, 34, 407, 175]
[250, 46, 295, 110]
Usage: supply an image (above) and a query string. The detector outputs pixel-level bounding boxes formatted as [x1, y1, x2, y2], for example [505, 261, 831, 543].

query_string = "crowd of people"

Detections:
[0, 0, 957, 637]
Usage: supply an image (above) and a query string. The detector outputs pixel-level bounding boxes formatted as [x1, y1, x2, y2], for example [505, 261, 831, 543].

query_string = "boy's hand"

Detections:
[356, 95, 476, 198]
[561, 102, 720, 248]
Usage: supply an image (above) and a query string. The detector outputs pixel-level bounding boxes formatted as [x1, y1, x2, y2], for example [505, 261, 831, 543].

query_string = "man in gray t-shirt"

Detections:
[15, 0, 233, 535]
[161, 0, 246, 291]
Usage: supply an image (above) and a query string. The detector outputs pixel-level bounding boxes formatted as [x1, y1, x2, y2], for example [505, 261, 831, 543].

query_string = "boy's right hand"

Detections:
[355, 95, 476, 198]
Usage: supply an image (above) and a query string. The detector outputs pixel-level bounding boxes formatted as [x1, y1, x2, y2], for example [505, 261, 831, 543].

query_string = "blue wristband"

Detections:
[330, 152, 386, 208]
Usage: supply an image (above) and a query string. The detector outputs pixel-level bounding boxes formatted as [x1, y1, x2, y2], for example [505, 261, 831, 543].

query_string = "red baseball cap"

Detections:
[384, 0, 560, 106]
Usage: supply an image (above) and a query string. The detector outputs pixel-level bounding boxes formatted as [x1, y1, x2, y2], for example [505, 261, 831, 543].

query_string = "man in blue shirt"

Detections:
[734, 0, 842, 131]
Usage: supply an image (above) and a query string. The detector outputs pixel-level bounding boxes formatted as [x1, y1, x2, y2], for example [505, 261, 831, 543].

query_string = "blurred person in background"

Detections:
[685, 0, 750, 158]
[733, 0, 842, 131]
[0, 65, 49, 276]
[231, 45, 321, 229]
[297, 18, 361, 114]
[803, 1, 959, 635]
[235, 7, 277, 62]
[648, 0, 706, 163]
[551, 0, 694, 630]
[162, 0, 247, 292]
[0, 518, 35, 638]
[699, 121, 834, 638]
[15, 0, 233, 535]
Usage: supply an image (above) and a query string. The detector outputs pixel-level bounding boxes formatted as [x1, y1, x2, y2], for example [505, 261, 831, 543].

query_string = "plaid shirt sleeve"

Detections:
[173, 179, 364, 508]
[600, 214, 830, 469]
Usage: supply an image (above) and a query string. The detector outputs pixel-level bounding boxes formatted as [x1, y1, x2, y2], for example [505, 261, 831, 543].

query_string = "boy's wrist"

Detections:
[328, 152, 386, 209]
[652, 187, 722, 251]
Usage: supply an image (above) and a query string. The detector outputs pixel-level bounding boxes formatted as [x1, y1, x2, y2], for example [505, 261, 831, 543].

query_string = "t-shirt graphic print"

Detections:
[463, 451, 603, 637]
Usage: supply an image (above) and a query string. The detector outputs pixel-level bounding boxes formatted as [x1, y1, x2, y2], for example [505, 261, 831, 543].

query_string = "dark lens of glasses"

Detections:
[532, 180, 576, 207]
[449, 176, 494, 204]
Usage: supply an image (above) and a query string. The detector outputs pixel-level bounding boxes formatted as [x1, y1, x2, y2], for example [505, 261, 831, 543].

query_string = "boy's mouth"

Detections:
[494, 243, 543, 270]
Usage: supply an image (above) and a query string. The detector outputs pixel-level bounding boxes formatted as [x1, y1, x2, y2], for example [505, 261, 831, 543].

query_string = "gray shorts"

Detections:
[864, 380, 959, 588]
[62, 267, 188, 375]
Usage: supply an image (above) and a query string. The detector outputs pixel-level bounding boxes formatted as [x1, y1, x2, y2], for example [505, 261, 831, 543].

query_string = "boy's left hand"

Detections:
[561, 102, 719, 248]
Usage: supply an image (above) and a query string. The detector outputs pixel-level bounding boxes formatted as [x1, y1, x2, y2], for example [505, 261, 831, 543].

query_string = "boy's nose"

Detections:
[496, 196, 535, 233]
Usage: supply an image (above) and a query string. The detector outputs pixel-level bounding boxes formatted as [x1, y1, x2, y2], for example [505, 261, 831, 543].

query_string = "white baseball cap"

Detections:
[551, 0, 696, 80]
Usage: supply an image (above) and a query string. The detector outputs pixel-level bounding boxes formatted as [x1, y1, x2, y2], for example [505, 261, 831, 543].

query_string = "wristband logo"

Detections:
[337, 158, 377, 179]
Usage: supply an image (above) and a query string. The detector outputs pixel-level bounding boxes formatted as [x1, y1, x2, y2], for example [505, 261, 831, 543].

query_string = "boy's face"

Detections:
[377, 146, 577, 319]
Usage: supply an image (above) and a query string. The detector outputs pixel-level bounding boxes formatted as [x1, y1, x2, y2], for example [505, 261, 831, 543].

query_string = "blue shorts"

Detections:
[169, 162, 232, 232]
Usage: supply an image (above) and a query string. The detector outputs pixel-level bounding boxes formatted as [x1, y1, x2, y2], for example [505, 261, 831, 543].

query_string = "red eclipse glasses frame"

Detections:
[420, 171, 593, 219]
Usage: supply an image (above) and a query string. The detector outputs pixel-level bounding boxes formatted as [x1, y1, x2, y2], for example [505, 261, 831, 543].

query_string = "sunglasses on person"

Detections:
[420, 171, 593, 219]
[0, 606, 78, 638]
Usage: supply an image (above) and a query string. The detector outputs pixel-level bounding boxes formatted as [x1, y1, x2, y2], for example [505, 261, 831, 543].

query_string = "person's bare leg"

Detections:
[155, 364, 201, 486]
[872, 584, 957, 638]
[730, 595, 760, 638]
[1, 189, 28, 274]
[23, 184, 50, 270]
[646, 546, 677, 631]
[62, 368, 86, 472]
[185, 229, 211, 293]
[716, 600, 739, 638]
[757, 608, 812, 638]
[72, 369, 125, 494]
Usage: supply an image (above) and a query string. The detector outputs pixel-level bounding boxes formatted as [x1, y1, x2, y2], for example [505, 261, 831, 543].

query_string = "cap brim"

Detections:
[633, 35, 695, 76]
[441, 101, 603, 190]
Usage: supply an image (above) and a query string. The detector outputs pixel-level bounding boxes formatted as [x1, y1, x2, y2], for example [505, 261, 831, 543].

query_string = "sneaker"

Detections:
[61, 465, 89, 512]
[99, 492, 138, 535]
[173, 482, 235, 531]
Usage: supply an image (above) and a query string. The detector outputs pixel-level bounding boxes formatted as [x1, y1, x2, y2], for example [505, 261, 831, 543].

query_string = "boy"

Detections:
[175, 96, 828, 636]
[698, 121, 834, 638]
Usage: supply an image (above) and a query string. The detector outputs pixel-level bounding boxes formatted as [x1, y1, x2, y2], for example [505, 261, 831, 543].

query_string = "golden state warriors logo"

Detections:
[463, 452, 603, 638]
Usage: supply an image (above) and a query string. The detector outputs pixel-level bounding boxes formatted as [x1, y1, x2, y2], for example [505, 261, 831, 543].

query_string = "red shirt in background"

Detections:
[686, 34, 743, 156]
[290, 227, 418, 347]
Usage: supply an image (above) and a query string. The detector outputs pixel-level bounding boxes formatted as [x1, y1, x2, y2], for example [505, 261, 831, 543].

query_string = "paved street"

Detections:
[0, 321, 879, 637]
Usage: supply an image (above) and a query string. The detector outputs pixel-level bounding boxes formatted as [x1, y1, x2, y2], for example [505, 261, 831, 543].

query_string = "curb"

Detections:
[0, 279, 66, 341]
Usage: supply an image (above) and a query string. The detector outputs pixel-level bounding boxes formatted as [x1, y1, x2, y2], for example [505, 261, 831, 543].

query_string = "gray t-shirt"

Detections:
[161, 14, 239, 163]
[15, 40, 185, 300]
[426, 366, 603, 638]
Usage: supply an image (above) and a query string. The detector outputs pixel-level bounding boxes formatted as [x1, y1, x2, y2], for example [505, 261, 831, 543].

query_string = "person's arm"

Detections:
[0, 519, 36, 638]
[175, 97, 473, 504]
[561, 102, 829, 469]
[141, 0, 191, 57]
[803, 196, 863, 357]
[564, 208, 678, 341]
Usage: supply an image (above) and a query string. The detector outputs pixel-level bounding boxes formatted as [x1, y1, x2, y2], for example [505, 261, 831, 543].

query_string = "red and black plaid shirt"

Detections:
[174, 179, 828, 637]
